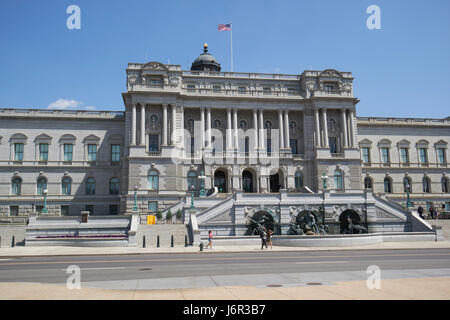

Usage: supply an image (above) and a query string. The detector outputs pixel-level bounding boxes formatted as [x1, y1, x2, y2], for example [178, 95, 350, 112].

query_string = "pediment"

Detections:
[59, 134, 76, 142]
[377, 139, 392, 146]
[359, 139, 372, 146]
[319, 69, 343, 79]
[142, 61, 168, 71]
[434, 139, 448, 147]
[416, 139, 429, 146]
[34, 133, 52, 142]
[10, 133, 28, 141]
[396, 139, 410, 147]
[83, 134, 100, 143]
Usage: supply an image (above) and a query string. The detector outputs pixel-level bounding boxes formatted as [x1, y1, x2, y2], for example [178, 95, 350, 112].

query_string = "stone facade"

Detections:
[0, 52, 448, 233]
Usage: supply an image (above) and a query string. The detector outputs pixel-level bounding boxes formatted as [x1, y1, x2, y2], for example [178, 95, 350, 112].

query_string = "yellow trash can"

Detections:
[147, 215, 156, 225]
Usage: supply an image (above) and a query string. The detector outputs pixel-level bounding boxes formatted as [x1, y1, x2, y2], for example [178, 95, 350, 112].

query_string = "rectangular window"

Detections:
[244, 137, 250, 154]
[361, 147, 370, 163]
[324, 85, 334, 92]
[64, 144, 73, 162]
[39, 143, 48, 161]
[290, 139, 298, 154]
[266, 138, 272, 155]
[437, 148, 446, 164]
[148, 134, 159, 152]
[10, 206, 18, 217]
[419, 148, 427, 164]
[329, 137, 338, 154]
[148, 201, 158, 213]
[111, 144, 120, 163]
[14, 143, 24, 161]
[187, 84, 195, 92]
[238, 86, 246, 94]
[61, 205, 69, 216]
[400, 148, 409, 163]
[263, 87, 271, 95]
[213, 85, 221, 92]
[445, 202, 450, 212]
[85, 205, 94, 215]
[88, 144, 97, 162]
[109, 204, 119, 215]
[381, 147, 390, 164]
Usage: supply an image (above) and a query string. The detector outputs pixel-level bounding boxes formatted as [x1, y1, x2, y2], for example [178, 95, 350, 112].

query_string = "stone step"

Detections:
[137, 224, 189, 247]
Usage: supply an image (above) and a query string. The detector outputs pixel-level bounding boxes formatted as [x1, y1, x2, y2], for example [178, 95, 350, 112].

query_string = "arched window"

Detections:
[37, 177, 47, 195]
[384, 177, 393, 193]
[12, 177, 22, 195]
[294, 171, 303, 189]
[187, 171, 198, 190]
[364, 177, 373, 190]
[86, 177, 96, 195]
[403, 177, 412, 192]
[148, 170, 159, 190]
[442, 176, 449, 193]
[422, 177, 431, 193]
[109, 177, 120, 195]
[62, 177, 72, 195]
[334, 170, 343, 190]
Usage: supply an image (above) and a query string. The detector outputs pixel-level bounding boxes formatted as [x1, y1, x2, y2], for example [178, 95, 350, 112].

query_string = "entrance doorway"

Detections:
[269, 169, 284, 192]
[242, 170, 254, 193]
[214, 170, 227, 193]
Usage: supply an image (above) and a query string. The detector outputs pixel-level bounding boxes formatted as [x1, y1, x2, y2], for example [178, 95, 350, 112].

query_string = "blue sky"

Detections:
[0, 0, 449, 118]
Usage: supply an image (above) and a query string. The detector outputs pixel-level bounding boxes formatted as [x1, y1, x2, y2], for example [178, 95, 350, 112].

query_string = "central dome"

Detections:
[191, 43, 221, 72]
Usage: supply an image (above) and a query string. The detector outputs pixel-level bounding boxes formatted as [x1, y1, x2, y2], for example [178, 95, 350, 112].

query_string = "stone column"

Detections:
[322, 108, 329, 147]
[341, 109, 348, 148]
[284, 110, 290, 150]
[314, 109, 320, 147]
[171, 104, 177, 146]
[258, 109, 264, 149]
[349, 109, 356, 147]
[253, 109, 258, 152]
[206, 108, 212, 148]
[200, 107, 205, 148]
[162, 104, 168, 146]
[233, 109, 238, 150]
[140, 104, 146, 146]
[227, 108, 232, 150]
[278, 110, 284, 149]
[131, 104, 136, 145]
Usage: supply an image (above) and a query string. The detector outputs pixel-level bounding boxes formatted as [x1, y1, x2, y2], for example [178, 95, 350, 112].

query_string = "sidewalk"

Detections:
[1, 241, 450, 258]
[1, 277, 449, 300]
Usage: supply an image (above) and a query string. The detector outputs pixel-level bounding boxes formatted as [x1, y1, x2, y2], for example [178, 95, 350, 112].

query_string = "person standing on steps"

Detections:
[205, 230, 213, 249]
[260, 227, 267, 250]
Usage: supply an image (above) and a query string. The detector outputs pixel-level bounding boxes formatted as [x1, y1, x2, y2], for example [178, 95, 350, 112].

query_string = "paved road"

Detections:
[0, 248, 449, 290]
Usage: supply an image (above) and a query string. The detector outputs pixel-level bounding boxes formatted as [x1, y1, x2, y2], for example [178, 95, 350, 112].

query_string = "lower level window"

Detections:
[61, 205, 69, 216]
[109, 205, 118, 215]
[10, 206, 18, 216]
[148, 201, 158, 213]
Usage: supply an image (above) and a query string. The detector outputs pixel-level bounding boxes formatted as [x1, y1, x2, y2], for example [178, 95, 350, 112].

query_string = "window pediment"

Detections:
[434, 140, 448, 148]
[34, 133, 52, 144]
[416, 139, 429, 148]
[83, 134, 100, 144]
[359, 139, 372, 147]
[396, 139, 410, 148]
[377, 139, 392, 147]
[59, 134, 76, 143]
[10, 133, 28, 143]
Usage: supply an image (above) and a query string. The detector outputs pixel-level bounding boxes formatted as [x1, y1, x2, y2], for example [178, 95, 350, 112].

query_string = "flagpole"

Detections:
[230, 23, 233, 72]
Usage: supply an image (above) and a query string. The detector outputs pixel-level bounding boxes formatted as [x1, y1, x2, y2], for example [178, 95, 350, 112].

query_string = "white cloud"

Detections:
[48, 99, 96, 110]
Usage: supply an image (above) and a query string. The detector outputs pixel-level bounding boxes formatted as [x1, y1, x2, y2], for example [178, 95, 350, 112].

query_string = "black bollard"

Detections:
[11, 235, 15, 248]
[171, 235, 174, 247]
[143, 235, 146, 248]
[156, 235, 160, 248]
[185, 235, 188, 247]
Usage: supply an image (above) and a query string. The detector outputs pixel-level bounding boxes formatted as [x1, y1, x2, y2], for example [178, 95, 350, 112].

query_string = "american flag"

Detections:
[218, 24, 231, 31]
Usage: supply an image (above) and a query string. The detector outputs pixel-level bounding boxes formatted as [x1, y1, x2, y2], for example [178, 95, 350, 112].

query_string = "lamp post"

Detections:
[406, 184, 413, 209]
[198, 170, 206, 198]
[190, 185, 196, 210]
[41, 189, 48, 214]
[321, 172, 329, 190]
[133, 185, 138, 212]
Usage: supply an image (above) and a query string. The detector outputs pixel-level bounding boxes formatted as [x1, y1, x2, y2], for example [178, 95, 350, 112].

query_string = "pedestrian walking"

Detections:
[433, 207, 438, 219]
[260, 227, 267, 250]
[205, 230, 213, 249]
[266, 229, 273, 249]
[418, 205, 424, 219]
[428, 206, 434, 220]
